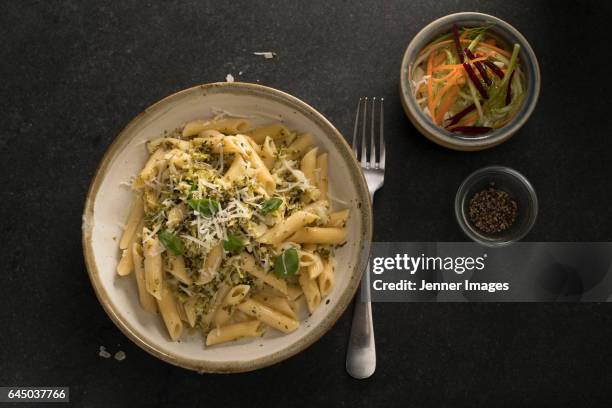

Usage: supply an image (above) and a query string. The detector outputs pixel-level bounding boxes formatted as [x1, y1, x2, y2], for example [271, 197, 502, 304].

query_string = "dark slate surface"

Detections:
[2, 0, 612, 406]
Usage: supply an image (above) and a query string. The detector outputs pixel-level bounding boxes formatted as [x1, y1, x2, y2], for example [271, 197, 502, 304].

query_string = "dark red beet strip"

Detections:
[482, 59, 505, 79]
[451, 126, 492, 135]
[452, 24, 464, 63]
[463, 61, 488, 99]
[445, 104, 476, 127]
[464, 48, 491, 86]
[505, 70, 516, 105]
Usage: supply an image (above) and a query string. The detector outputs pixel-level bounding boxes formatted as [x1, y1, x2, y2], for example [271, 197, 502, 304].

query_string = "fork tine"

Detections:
[370, 97, 377, 169]
[379, 98, 385, 170]
[360, 97, 368, 167]
[351, 98, 362, 157]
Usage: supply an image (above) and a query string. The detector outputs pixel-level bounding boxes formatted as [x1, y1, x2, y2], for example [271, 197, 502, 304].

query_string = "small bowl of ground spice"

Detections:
[455, 166, 537, 246]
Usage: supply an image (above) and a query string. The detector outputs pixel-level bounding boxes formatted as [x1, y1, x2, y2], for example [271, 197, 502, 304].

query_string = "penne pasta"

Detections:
[245, 123, 291, 144]
[239, 254, 287, 294]
[182, 296, 198, 327]
[257, 211, 318, 245]
[143, 233, 163, 300]
[214, 284, 251, 327]
[165, 254, 192, 285]
[260, 136, 278, 169]
[327, 209, 350, 227]
[206, 320, 264, 346]
[119, 195, 144, 250]
[286, 133, 313, 160]
[299, 271, 321, 314]
[253, 294, 297, 319]
[197, 242, 223, 284]
[289, 227, 347, 245]
[117, 219, 144, 276]
[237, 298, 299, 333]
[183, 118, 249, 137]
[300, 147, 318, 185]
[118, 118, 350, 346]
[156, 283, 183, 341]
[133, 148, 166, 188]
[132, 241, 157, 313]
[317, 259, 335, 297]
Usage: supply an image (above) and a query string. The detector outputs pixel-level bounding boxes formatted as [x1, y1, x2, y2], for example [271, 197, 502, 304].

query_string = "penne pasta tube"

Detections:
[253, 294, 297, 319]
[143, 233, 163, 300]
[287, 133, 313, 160]
[117, 219, 144, 276]
[260, 136, 277, 169]
[223, 155, 248, 183]
[202, 281, 231, 328]
[182, 296, 198, 327]
[205, 320, 264, 346]
[183, 118, 249, 137]
[156, 283, 183, 341]
[197, 242, 223, 284]
[237, 298, 299, 333]
[119, 195, 144, 249]
[133, 148, 166, 188]
[316, 153, 328, 200]
[239, 253, 287, 294]
[235, 135, 275, 195]
[257, 211, 318, 245]
[289, 227, 347, 245]
[191, 133, 244, 154]
[165, 254, 192, 285]
[132, 242, 157, 313]
[327, 209, 350, 227]
[246, 123, 291, 144]
[317, 259, 335, 297]
[147, 137, 190, 153]
[299, 271, 321, 314]
[214, 284, 251, 327]
[286, 284, 303, 301]
[300, 147, 318, 185]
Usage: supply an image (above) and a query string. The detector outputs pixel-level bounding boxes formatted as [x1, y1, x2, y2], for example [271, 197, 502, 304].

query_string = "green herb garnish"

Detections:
[274, 248, 299, 279]
[187, 198, 220, 216]
[159, 230, 184, 255]
[261, 197, 283, 214]
[223, 234, 244, 253]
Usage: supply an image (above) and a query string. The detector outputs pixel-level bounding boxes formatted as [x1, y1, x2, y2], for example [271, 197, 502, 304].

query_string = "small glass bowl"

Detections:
[455, 166, 538, 246]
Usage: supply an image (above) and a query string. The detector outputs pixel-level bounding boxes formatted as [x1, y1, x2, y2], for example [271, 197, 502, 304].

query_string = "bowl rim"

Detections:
[399, 12, 541, 151]
[454, 165, 538, 247]
[81, 82, 373, 373]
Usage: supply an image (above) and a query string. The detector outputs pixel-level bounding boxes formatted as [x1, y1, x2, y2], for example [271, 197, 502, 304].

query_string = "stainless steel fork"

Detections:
[346, 97, 385, 379]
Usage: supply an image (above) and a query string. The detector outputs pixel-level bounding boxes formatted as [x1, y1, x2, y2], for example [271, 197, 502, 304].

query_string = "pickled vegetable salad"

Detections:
[411, 25, 525, 135]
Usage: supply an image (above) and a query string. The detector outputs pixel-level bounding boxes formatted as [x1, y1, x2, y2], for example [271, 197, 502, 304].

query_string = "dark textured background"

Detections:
[2, 0, 612, 406]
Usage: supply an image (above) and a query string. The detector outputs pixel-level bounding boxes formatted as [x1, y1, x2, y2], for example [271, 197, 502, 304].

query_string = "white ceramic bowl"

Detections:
[82, 83, 372, 373]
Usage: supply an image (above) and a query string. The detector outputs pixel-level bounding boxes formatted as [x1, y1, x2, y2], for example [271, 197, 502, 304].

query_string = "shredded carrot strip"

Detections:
[432, 68, 458, 83]
[436, 86, 459, 124]
[432, 71, 461, 115]
[427, 51, 435, 120]
[432, 51, 446, 67]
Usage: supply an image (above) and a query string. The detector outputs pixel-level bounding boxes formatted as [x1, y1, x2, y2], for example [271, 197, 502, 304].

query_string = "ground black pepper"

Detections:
[468, 184, 518, 234]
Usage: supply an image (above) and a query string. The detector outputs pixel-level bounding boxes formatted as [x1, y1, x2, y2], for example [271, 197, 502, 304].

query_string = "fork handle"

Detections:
[346, 264, 376, 379]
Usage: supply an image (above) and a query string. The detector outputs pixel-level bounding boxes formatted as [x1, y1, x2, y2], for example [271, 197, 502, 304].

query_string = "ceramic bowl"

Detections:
[400, 12, 541, 151]
[82, 82, 372, 373]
